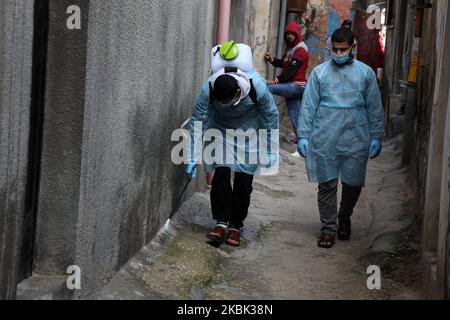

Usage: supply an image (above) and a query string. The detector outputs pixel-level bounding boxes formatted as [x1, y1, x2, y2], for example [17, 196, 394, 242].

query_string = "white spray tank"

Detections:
[211, 41, 254, 74]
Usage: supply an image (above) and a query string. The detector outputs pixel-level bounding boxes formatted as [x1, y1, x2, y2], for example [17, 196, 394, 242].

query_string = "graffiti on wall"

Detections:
[298, 0, 355, 74]
[329, 0, 354, 24]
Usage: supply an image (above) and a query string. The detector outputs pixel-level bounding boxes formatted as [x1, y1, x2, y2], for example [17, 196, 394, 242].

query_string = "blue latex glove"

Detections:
[369, 139, 382, 159]
[185, 163, 198, 179]
[297, 138, 309, 158]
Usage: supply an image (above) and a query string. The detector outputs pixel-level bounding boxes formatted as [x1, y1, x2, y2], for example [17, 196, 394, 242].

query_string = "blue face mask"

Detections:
[332, 51, 352, 65]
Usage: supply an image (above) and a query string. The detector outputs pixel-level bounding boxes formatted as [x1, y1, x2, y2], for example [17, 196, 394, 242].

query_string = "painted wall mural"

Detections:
[298, 0, 355, 75]
[295, 0, 384, 76]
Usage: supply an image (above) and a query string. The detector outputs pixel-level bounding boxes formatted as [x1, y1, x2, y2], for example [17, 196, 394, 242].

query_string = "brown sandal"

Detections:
[207, 225, 227, 243]
[225, 229, 240, 247]
[317, 233, 335, 249]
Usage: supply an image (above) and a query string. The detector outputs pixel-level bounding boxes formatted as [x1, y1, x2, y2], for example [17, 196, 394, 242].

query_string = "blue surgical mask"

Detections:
[332, 51, 352, 65]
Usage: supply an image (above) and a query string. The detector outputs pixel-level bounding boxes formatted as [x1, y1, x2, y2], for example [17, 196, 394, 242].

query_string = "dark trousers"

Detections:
[210, 167, 254, 229]
[318, 179, 362, 236]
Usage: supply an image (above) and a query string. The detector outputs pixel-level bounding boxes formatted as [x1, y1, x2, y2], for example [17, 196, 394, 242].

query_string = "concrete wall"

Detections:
[381, 0, 432, 296]
[412, 1, 436, 266]
[253, 0, 279, 77]
[422, 0, 450, 299]
[391, 0, 437, 249]
[0, 1, 34, 299]
[385, 0, 450, 298]
[34, 0, 216, 298]
[76, 0, 216, 297]
[228, 0, 280, 79]
[439, 76, 450, 299]
[34, 0, 89, 276]
[400, 2, 420, 165]
[229, 0, 254, 46]
[382, 0, 414, 136]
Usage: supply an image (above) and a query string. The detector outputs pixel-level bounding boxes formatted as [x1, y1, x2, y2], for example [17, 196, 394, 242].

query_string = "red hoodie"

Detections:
[272, 22, 309, 85]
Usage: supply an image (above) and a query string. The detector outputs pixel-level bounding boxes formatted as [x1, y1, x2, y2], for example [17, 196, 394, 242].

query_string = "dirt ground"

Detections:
[99, 137, 423, 300]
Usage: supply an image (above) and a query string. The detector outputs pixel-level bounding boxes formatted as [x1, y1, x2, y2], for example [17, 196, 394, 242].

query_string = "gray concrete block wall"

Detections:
[34, 0, 90, 275]
[229, 0, 280, 80]
[0, 0, 34, 299]
[230, 0, 254, 45]
[71, 0, 216, 297]
[230, 2, 244, 41]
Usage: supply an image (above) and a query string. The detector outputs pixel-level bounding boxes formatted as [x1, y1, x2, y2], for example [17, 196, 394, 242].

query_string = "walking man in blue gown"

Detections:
[297, 28, 384, 248]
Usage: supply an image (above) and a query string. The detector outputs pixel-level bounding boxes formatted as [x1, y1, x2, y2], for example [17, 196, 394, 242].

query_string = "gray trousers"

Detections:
[318, 179, 362, 236]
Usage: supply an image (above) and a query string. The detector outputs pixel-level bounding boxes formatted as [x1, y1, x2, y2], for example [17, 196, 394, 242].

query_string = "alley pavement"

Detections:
[99, 137, 422, 300]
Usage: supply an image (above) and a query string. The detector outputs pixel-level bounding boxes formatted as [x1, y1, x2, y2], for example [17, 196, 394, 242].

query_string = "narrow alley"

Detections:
[2, 0, 450, 303]
[96, 137, 421, 300]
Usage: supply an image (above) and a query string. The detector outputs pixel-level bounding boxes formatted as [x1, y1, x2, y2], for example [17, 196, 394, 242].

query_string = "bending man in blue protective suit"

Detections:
[297, 28, 384, 249]
[185, 66, 279, 247]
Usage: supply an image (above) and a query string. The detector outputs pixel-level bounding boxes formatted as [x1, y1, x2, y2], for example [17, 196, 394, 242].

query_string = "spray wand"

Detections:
[163, 117, 194, 230]
[163, 172, 193, 230]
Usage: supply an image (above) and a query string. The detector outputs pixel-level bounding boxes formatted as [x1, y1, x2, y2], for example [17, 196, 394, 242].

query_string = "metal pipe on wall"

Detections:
[216, 0, 231, 45]
[275, 0, 287, 77]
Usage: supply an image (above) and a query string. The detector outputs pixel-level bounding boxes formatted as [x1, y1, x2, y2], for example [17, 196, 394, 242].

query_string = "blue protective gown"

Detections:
[297, 59, 384, 186]
[188, 71, 279, 175]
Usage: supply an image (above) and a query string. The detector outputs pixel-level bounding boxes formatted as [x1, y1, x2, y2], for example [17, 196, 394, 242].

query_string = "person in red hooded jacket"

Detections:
[265, 22, 309, 144]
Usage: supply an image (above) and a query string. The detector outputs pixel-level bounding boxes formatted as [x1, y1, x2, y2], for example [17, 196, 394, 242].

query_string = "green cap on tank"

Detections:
[219, 41, 239, 60]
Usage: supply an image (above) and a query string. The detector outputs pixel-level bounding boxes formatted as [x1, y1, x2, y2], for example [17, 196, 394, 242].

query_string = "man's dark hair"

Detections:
[213, 75, 239, 102]
[331, 28, 355, 46]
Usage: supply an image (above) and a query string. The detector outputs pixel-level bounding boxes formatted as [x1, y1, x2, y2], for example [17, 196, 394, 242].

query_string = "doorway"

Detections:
[20, 0, 49, 280]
